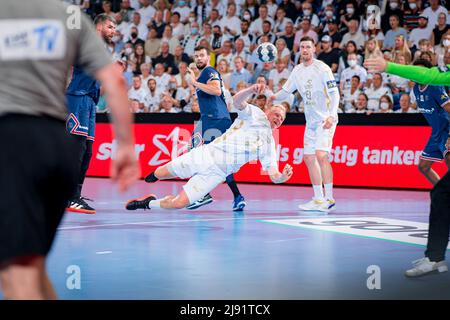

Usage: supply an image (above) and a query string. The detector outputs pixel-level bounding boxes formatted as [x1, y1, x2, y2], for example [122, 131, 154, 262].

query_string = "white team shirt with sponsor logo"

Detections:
[206, 104, 278, 176]
[282, 59, 339, 125]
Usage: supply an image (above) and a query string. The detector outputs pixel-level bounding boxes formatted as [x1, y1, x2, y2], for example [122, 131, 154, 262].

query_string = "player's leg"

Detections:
[0, 115, 78, 299]
[299, 126, 325, 211]
[216, 119, 245, 210]
[445, 152, 450, 170]
[185, 121, 220, 210]
[406, 171, 450, 277]
[66, 98, 96, 214]
[128, 172, 225, 211]
[315, 123, 337, 211]
[128, 147, 207, 210]
[0, 256, 46, 299]
[418, 158, 440, 185]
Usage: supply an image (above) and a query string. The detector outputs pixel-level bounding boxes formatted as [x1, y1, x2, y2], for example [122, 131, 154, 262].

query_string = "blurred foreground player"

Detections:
[0, 0, 139, 299]
[127, 84, 293, 211]
[65, 13, 117, 214]
[365, 55, 450, 277]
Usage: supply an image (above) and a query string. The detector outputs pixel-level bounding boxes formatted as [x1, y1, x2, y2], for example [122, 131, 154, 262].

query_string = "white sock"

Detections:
[148, 199, 162, 209]
[324, 183, 333, 200]
[312, 185, 324, 200]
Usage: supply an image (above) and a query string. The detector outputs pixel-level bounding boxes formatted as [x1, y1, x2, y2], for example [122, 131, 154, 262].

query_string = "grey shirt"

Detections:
[0, 0, 112, 120]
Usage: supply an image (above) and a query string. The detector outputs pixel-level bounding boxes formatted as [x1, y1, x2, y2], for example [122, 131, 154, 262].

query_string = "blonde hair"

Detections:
[364, 37, 383, 59]
[391, 35, 412, 64]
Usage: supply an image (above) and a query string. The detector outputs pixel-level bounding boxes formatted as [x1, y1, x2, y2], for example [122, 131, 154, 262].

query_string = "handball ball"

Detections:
[256, 42, 277, 63]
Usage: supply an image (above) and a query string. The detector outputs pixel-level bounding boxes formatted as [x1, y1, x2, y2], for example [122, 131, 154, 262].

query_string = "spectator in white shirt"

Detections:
[231, 38, 251, 69]
[364, 73, 393, 112]
[143, 78, 162, 112]
[409, 15, 434, 49]
[268, 59, 290, 92]
[339, 53, 367, 93]
[217, 40, 234, 70]
[173, 0, 191, 24]
[182, 21, 202, 57]
[395, 94, 417, 113]
[275, 38, 291, 66]
[159, 95, 180, 113]
[153, 63, 171, 92]
[294, 1, 320, 31]
[217, 58, 232, 90]
[170, 12, 185, 41]
[140, 63, 153, 86]
[273, 7, 293, 35]
[250, 5, 274, 37]
[340, 19, 365, 51]
[174, 62, 192, 87]
[220, 3, 242, 41]
[161, 25, 180, 55]
[127, 12, 148, 41]
[422, 0, 450, 31]
[128, 75, 148, 103]
[342, 75, 362, 112]
[138, 0, 156, 26]
[375, 95, 394, 113]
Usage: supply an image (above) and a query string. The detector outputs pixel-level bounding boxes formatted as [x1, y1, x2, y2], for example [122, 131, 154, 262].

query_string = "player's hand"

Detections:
[252, 83, 265, 94]
[364, 56, 387, 73]
[323, 116, 334, 129]
[187, 68, 198, 86]
[111, 143, 140, 192]
[281, 164, 293, 182]
[446, 137, 450, 150]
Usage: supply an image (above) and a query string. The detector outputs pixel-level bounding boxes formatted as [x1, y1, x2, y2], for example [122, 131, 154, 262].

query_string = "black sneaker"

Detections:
[67, 197, 96, 214]
[126, 194, 157, 210]
[186, 193, 213, 210]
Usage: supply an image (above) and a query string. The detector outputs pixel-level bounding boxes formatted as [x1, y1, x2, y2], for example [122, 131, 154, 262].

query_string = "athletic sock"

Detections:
[324, 183, 333, 200]
[145, 172, 159, 183]
[148, 199, 162, 209]
[313, 185, 324, 200]
[226, 176, 241, 198]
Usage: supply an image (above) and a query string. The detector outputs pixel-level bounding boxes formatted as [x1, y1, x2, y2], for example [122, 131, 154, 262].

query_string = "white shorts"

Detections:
[169, 145, 226, 204]
[304, 123, 337, 155]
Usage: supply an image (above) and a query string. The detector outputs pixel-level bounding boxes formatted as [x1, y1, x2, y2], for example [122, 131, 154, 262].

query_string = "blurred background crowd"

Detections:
[63, 0, 450, 114]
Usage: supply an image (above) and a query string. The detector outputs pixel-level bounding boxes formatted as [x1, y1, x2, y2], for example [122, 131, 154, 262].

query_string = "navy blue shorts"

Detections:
[191, 118, 232, 148]
[421, 132, 449, 162]
[66, 94, 97, 141]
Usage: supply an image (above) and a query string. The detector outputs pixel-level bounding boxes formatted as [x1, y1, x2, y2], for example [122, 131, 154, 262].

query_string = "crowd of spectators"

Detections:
[64, 0, 450, 115]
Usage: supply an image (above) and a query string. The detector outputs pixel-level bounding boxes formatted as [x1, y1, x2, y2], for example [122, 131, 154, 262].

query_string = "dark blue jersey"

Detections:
[66, 65, 101, 104]
[196, 66, 230, 120]
[412, 84, 450, 139]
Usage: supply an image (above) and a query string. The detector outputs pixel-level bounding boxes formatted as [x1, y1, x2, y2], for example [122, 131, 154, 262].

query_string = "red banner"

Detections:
[87, 123, 448, 189]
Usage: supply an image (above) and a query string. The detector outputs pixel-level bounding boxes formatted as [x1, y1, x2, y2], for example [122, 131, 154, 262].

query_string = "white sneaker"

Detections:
[298, 198, 325, 211]
[320, 199, 336, 212]
[405, 257, 448, 277]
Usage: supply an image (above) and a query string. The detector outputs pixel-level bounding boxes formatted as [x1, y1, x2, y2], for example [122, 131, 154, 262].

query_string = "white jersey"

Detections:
[206, 104, 278, 176]
[282, 59, 339, 125]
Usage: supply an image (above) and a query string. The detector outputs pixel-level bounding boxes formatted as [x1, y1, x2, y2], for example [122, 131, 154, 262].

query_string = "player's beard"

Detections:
[196, 60, 207, 70]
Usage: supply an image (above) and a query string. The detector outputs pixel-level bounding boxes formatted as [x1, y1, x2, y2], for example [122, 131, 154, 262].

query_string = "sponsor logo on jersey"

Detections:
[326, 80, 337, 89]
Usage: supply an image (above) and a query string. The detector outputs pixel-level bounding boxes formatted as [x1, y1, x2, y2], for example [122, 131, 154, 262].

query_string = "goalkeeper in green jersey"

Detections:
[365, 54, 450, 277]
[364, 55, 450, 85]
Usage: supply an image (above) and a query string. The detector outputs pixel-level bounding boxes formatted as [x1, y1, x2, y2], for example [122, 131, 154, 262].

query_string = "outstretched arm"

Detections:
[364, 57, 450, 85]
